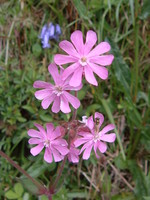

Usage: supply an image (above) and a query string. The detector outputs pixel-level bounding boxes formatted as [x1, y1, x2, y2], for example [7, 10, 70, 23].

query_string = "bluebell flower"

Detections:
[39, 23, 61, 49]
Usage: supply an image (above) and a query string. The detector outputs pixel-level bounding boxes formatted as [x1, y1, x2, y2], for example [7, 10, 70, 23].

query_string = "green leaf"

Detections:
[143, 197, 150, 200]
[32, 43, 42, 57]
[107, 38, 131, 98]
[5, 190, 20, 199]
[114, 155, 127, 170]
[72, 0, 92, 21]
[14, 183, 24, 196]
[139, 0, 150, 20]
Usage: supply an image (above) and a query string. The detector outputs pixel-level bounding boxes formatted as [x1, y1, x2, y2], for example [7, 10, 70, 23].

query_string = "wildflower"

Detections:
[78, 116, 88, 126]
[54, 30, 114, 87]
[28, 123, 69, 163]
[74, 112, 116, 160]
[68, 142, 80, 163]
[33, 63, 81, 113]
[40, 23, 61, 48]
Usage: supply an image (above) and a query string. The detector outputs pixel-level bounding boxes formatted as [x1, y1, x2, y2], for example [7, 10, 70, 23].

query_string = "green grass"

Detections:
[0, 0, 150, 199]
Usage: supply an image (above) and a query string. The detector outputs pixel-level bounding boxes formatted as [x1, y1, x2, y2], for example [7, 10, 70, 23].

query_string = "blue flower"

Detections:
[39, 23, 61, 48]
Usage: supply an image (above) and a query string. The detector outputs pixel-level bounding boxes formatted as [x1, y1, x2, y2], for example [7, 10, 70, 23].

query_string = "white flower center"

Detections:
[53, 86, 63, 96]
[79, 57, 87, 66]
[44, 139, 50, 147]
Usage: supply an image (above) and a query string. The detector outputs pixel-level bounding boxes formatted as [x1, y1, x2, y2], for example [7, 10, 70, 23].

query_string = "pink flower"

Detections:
[28, 123, 69, 163]
[74, 112, 116, 160]
[68, 142, 80, 163]
[54, 30, 114, 87]
[33, 63, 81, 113]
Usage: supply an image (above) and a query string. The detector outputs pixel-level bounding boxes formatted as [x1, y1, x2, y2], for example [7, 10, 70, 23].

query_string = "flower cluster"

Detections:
[28, 30, 116, 164]
[40, 23, 61, 48]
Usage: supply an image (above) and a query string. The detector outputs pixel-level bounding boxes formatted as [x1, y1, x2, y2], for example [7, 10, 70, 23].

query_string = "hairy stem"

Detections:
[72, 91, 78, 121]
[0, 150, 47, 195]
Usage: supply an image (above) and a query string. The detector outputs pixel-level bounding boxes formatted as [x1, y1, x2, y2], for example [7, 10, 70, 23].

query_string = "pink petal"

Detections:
[52, 138, 67, 146]
[48, 63, 61, 85]
[89, 55, 114, 66]
[94, 112, 104, 127]
[30, 143, 44, 156]
[74, 138, 91, 147]
[70, 30, 84, 54]
[41, 93, 55, 109]
[59, 40, 80, 57]
[46, 123, 54, 136]
[54, 54, 78, 65]
[85, 65, 98, 86]
[33, 81, 53, 89]
[34, 123, 46, 137]
[52, 145, 69, 155]
[63, 91, 80, 109]
[51, 147, 63, 162]
[84, 30, 97, 55]
[89, 62, 108, 80]
[80, 141, 93, 154]
[60, 95, 71, 113]
[78, 132, 93, 139]
[69, 67, 83, 87]
[100, 133, 116, 143]
[62, 63, 80, 80]
[51, 96, 60, 113]
[82, 143, 93, 160]
[94, 142, 99, 158]
[100, 124, 115, 135]
[27, 129, 43, 138]
[87, 116, 94, 130]
[97, 141, 107, 153]
[35, 89, 52, 100]
[88, 42, 111, 57]
[44, 147, 53, 163]
[68, 153, 79, 163]
[28, 138, 42, 144]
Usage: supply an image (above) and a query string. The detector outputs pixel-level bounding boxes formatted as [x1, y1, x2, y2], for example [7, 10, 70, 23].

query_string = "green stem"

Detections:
[133, 0, 139, 100]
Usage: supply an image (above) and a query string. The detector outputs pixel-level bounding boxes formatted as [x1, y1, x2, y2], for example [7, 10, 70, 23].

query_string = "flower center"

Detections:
[93, 132, 100, 143]
[53, 86, 63, 96]
[79, 57, 87, 66]
[44, 139, 50, 147]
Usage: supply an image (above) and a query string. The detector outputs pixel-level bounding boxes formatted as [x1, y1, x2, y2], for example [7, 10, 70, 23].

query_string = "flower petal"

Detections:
[27, 129, 43, 138]
[74, 138, 91, 147]
[69, 67, 83, 87]
[59, 40, 80, 57]
[54, 54, 78, 65]
[87, 115, 94, 130]
[94, 142, 99, 158]
[89, 62, 108, 80]
[30, 143, 44, 156]
[48, 63, 61, 85]
[97, 141, 107, 153]
[41, 93, 55, 109]
[34, 123, 47, 137]
[35, 89, 52, 100]
[28, 138, 42, 144]
[100, 124, 115, 135]
[46, 123, 54, 135]
[89, 55, 114, 66]
[84, 30, 97, 55]
[100, 133, 116, 143]
[63, 91, 80, 109]
[62, 63, 79, 80]
[33, 81, 53, 89]
[82, 143, 93, 160]
[85, 65, 98, 86]
[52, 145, 69, 155]
[51, 147, 63, 162]
[51, 96, 60, 113]
[60, 95, 71, 113]
[70, 30, 84, 54]
[88, 42, 111, 57]
[44, 147, 53, 163]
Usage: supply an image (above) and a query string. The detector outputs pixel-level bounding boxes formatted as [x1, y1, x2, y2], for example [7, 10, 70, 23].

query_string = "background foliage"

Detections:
[0, 0, 150, 199]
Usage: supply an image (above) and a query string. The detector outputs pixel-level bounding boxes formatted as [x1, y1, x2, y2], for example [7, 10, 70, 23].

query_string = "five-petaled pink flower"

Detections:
[28, 123, 69, 163]
[33, 63, 81, 113]
[74, 112, 116, 160]
[54, 30, 114, 87]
